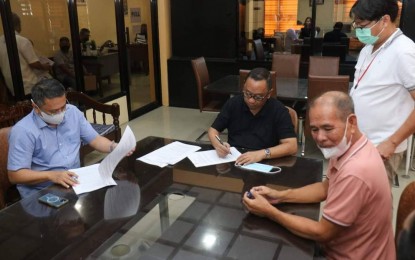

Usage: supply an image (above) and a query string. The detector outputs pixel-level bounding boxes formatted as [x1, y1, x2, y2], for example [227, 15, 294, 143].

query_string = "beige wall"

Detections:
[158, 0, 172, 106]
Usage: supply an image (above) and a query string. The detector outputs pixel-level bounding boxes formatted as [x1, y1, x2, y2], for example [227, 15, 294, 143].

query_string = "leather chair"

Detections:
[322, 44, 347, 62]
[286, 106, 298, 134]
[301, 75, 350, 156]
[191, 57, 227, 112]
[396, 181, 415, 244]
[0, 101, 32, 128]
[271, 53, 300, 78]
[66, 90, 121, 166]
[309, 56, 340, 76]
[0, 127, 15, 209]
[239, 69, 277, 98]
[253, 39, 265, 60]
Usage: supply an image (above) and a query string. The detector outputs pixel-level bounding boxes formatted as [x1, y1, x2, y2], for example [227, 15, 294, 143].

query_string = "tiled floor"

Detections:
[113, 106, 415, 234]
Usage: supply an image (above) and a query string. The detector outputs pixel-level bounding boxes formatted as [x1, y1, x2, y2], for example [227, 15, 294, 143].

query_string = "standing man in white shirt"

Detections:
[0, 13, 51, 96]
[349, 0, 415, 187]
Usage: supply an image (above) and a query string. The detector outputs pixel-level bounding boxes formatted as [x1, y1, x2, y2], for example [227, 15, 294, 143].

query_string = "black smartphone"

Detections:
[38, 193, 69, 208]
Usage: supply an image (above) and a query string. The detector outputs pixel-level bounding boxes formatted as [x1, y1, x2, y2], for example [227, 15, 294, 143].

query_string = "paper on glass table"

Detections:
[137, 141, 201, 167]
[187, 147, 241, 167]
[72, 125, 136, 195]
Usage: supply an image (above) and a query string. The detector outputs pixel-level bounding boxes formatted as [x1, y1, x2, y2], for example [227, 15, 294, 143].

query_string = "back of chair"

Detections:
[239, 69, 277, 98]
[309, 56, 340, 76]
[253, 39, 265, 60]
[396, 181, 415, 244]
[0, 127, 12, 209]
[191, 57, 210, 112]
[272, 53, 300, 78]
[0, 101, 32, 128]
[286, 106, 298, 134]
[322, 44, 347, 62]
[305, 75, 350, 137]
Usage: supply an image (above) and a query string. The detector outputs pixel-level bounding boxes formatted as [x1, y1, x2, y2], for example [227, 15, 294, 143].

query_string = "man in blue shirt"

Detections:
[7, 79, 127, 198]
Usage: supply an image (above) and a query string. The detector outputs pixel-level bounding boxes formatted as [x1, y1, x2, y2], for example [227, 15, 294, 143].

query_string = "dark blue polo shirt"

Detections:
[211, 94, 296, 150]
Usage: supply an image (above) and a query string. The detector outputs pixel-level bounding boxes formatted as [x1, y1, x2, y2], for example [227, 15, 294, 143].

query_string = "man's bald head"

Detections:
[309, 91, 354, 122]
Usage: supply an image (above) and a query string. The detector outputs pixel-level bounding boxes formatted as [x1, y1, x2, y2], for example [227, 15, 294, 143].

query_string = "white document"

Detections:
[72, 126, 137, 195]
[137, 141, 201, 167]
[187, 147, 241, 167]
[39, 56, 54, 66]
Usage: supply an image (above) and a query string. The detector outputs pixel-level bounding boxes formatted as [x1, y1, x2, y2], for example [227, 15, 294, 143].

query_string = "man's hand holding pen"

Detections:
[215, 135, 232, 157]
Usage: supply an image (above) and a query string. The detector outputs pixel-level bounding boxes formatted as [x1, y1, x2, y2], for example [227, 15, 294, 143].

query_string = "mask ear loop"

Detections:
[268, 167, 282, 174]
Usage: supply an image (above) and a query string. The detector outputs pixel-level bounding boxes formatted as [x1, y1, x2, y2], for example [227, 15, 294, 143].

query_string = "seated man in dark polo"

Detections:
[243, 91, 395, 259]
[208, 67, 297, 165]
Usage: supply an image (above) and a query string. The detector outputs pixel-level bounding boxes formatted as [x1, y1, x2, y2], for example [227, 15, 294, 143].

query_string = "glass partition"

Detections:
[124, 0, 156, 112]
[77, 0, 122, 99]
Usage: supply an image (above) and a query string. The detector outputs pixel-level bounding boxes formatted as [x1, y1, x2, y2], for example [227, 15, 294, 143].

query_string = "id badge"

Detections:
[235, 162, 281, 174]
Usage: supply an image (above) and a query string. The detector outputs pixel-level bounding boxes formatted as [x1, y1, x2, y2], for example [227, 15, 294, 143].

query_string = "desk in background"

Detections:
[0, 136, 322, 259]
[128, 43, 149, 74]
[82, 52, 119, 96]
[205, 75, 308, 102]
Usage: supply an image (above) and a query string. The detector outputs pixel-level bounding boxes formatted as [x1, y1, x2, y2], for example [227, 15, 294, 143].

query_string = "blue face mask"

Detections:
[355, 19, 384, 45]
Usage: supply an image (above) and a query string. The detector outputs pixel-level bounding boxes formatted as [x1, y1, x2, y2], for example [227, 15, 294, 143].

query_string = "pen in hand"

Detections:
[215, 135, 232, 155]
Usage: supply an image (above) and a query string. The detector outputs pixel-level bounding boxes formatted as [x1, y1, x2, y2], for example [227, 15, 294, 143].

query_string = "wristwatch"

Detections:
[264, 148, 271, 159]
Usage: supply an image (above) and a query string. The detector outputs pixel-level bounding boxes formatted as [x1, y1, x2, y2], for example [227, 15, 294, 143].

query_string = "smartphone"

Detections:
[38, 193, 69, 208]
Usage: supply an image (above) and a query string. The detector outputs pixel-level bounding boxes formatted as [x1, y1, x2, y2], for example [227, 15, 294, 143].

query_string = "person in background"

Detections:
[79, 28, 90, 44]
[299, 17, 312, 39]
[243, 91, 395, 259]
[323, 22, 348, 43]
[0, 13, 51, 96]
[53, 37, 76, 89]
[208, 68, 297, 165]
[7, 78, 135, 199]
[284, 28, 299, 52]
[349, 0, 415, 188]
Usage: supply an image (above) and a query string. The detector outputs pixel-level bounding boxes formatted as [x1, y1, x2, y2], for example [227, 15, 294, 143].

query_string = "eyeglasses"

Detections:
[352, 18, 380, 30]
[242, 90, 269, 102]
[32, 99, 68, 116]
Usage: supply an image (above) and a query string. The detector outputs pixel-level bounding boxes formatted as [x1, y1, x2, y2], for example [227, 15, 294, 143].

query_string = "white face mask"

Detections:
[39, 110, 65, 125]
[32, 99, 66, 125]
[318, 117, 352, 159]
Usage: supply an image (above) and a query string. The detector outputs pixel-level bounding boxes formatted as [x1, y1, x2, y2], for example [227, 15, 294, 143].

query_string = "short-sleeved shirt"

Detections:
[322, 135, 395, 259]
[53, 50, 75, 82]
[8, 104, 98, 198]
[350, 29, 415, 152]
[0, 33, 41, 95]
[211, 94, 296, 150]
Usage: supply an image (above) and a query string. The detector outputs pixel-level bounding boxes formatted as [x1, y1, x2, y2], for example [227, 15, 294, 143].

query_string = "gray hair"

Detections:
[31, 79, 66, 107]
[309, 91, 354, 121]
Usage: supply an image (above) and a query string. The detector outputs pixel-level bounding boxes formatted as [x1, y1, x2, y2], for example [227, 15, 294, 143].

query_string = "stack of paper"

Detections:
[137, 141, 201, 167]
[187, 147, 241, 167]
[72, 125, 137, 195]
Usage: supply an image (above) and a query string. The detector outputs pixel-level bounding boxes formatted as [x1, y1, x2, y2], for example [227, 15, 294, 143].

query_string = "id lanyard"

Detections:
[354, 51, 380, 89]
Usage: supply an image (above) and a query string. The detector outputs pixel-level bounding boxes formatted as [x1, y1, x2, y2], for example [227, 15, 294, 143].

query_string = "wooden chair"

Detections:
[191, 57, 227, 112]
[66, 91, 121, 166]
[0, 100, 32, 128]
[396, 181, 415, 244]
[309, 56, 340, 76]
[0, 127, 15, 209]
[271, 53, 300, 78]
[239, 69, 277, 98]
[301, 75, 350, 156]
[0, 101, 32, 209]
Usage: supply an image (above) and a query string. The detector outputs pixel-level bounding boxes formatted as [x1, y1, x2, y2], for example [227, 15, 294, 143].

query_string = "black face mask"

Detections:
[60, 46, 70, 53]
[397, 229, 415, 260]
